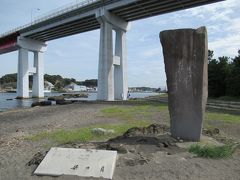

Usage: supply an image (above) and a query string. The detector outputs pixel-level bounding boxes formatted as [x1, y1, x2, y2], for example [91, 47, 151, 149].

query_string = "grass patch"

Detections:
[189, 144, 236, 159]
[26, 121, 151, 144]
[206, 112, 240, 123]
[157, 93, 168, 97]
[27, 104, 169, 145]
[101, 104, 168, 121]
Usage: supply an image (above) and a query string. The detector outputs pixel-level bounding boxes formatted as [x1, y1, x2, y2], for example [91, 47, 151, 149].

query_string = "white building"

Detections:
[65, 83, 87, 92]
[44, 81, 54, 92]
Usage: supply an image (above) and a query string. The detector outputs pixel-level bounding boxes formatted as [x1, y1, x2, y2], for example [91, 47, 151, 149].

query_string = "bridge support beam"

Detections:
[16, 37, 47, 99]
[96, 8, 130, 101]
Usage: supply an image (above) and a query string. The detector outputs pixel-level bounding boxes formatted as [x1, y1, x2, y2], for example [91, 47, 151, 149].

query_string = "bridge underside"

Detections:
[21, 0, 222, 41]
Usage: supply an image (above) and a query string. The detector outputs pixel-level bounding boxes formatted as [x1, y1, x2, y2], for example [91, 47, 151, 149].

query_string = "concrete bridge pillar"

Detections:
[97, 18, 114, 101]
[32, 51, 44, 98]
[17, 48, 29, 98]
[96, 8, 130, 101]
[114, 30, 128, 100]
[16, 37, 47, 99]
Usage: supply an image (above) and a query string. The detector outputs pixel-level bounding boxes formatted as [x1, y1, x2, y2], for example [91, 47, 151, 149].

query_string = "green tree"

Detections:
[53, 80, 64, 91]
[82, 79, 97, 87]
[226, 50, 240, 96]
[208, 50, 231, 97]
[208, 50, 214, 62]
[63, 78, 72, 86]
[44, 74, 64, 86]
[208, 50, 218, 97]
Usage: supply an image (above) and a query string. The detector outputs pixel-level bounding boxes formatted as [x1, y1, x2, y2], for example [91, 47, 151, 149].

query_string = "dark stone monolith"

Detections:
[160, 27, 208, 141]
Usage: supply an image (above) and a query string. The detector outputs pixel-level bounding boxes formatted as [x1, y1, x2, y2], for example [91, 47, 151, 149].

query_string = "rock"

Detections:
[176, 137, 184, 143]
[62, 93, 88, 98]
[48, 96, 64, 101]
[91, 128, 115, 136]
[123, 127, 144, 137]
[145, 124, 169, 134]
[179, 157, 187, 161]
[203, 128, 220, 136]
[51, 101, 56, 105]
[26, 151, 48, 166]
[105, 143, 128, 154]
[138, 159, 149, 165]
[124, 156, 149, 166]
[160, 27, 208, 141]
[129, 149, 136, 153]
[6, 99, 13, 101]
[16, 129, 24, 133]
[123, 124, 170, 137]
[56, 100, 73, 105]
[31, 101, 52, 107]
[124, 158, 136, 166]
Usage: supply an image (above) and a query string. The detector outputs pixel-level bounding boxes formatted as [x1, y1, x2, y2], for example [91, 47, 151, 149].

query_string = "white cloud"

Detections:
[209, 9, 233, 22]
[128, 60, 166, 87]
[142, 48, 162, 58]
[209, 33, 240, 57]
[227, 18, 240, 32]
[186, 0, 237, 16]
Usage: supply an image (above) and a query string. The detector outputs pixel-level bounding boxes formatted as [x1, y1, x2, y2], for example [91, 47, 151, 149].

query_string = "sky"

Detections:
[0, 0, 239, 88]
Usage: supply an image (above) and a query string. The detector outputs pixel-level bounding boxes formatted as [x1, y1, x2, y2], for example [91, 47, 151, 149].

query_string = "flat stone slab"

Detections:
[34, 147, 117, 179]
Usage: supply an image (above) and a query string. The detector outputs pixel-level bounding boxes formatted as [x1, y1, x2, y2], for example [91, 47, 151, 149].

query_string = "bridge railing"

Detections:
[0, 0, 100, 38]
[34, 0, 99, 24]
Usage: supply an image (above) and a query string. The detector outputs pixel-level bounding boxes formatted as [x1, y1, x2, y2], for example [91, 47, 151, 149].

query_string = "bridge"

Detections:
[0, 0, 223, 100]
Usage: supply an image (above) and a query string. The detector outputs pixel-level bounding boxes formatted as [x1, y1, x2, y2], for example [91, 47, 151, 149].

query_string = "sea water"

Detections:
[0, 92, 159, 112]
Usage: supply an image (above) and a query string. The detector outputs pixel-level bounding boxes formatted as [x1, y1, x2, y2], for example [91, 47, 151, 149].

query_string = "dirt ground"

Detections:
[0, 102, 239, 180]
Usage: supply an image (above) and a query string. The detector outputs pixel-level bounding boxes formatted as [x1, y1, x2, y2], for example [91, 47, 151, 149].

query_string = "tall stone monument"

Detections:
[160, 27, 208, 141]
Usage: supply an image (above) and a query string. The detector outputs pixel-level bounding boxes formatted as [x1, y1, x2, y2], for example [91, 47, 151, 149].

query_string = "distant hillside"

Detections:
[0, 73, 17, 89]
[0, 73, 97, 90]
[0, 73, 17, 84]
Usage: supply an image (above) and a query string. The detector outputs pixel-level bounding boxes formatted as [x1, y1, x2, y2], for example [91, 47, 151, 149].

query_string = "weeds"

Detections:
[189, 144, 236, 159]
